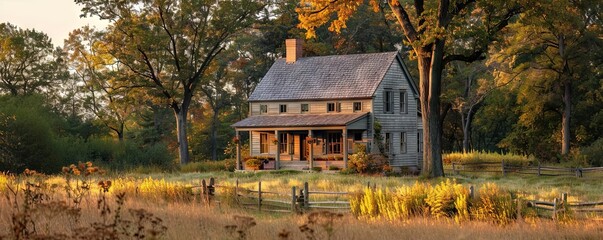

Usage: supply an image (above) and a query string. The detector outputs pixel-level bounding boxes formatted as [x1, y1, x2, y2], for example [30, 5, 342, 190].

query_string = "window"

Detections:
[384, 133, 392, 154]
[354, 132, 363, 141]
[384, 89, 394, 113]
[260, 105, 267, 114]
[327, 103, 335, 112]
[260, 133, 268, 154]
[325, 132, 342, 154]
[400, 132, 407, 154]
[353, 102, 362, 112]
[279, 104, 287, 113]
[418, 130, 423, 153]
[301, 104, 309, 113]
[279, 133, 288, 154]
[399, 90, 407, 114]
[327, 102, 341, 113]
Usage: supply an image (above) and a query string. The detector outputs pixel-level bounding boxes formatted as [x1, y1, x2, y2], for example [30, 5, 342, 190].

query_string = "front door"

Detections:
[300, 134, 308, 161]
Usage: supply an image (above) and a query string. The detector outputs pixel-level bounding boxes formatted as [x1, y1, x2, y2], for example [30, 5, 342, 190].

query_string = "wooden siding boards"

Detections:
[372, 58, 419, 167]
[250, 99, 372, 116]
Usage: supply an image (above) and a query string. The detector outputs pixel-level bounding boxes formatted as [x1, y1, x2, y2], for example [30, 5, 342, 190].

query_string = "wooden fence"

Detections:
[194, 178, 603, 219]
[528, 193, 603, 220]
[235, 180, 350, 213]
[448, 161, 603, 177]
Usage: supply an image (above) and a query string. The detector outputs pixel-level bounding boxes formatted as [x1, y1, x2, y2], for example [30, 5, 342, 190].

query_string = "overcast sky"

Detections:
[0, 0, 108, 47]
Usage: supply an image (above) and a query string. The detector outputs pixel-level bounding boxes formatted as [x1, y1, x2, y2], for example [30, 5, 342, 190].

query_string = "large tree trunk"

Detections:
[418, 42, 445, 177]
[562, 80, 571, 155]
[559, 34, 571, 156]
[175, 109, 190, 165]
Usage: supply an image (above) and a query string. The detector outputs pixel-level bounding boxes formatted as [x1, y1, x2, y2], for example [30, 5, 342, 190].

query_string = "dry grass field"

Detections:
[1, 167, 603, 239]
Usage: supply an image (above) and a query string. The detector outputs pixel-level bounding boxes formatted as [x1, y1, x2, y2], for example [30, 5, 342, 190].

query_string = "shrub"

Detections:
[328, 165, 340, 171]
[580, 138, 603, 166]
[245, 159, 262, 169]
[443, 151, 534, 167]
[180, 159, 236, 173]
[311, 166, 323, 172]
[348, 146, 390, 174]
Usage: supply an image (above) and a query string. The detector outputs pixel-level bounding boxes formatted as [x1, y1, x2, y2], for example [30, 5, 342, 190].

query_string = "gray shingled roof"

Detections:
[232, 113, 368, 128]
[248, 52, 399, 101]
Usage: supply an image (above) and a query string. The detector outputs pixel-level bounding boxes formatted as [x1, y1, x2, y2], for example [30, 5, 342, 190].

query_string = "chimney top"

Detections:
[286, 39, 303, 64]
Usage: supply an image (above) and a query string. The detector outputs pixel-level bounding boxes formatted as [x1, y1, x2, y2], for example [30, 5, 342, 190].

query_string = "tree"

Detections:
[64, 26, 139, 141]
[297, 0, 521, 177]
[491, 0, 603, 156]
[0, 22, 65, 96]
[76, 0, 265, 164]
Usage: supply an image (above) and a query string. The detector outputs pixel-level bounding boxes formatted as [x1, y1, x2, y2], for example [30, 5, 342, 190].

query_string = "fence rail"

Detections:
[448, 161, 603, 177]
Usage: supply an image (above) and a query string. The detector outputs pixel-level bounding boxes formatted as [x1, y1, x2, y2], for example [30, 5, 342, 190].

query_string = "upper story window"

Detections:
[279, 104, 287, 113]
[327, 102, 340, 113]
[260, 104, 267, 114]
[384, 89, 394, 114]
[301, 103, 309, 113]
[353, 102, 362, 112]
[399, 90, 407, 114]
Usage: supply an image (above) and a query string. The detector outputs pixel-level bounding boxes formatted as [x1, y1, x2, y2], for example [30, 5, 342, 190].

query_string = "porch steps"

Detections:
[280, 161, 309, 170]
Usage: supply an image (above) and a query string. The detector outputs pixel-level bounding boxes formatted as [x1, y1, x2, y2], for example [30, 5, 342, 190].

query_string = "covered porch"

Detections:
[232, 113, 369, 170]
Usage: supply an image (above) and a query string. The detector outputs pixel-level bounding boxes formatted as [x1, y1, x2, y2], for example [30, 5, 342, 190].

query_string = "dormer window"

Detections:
[279, 104, 287, 113]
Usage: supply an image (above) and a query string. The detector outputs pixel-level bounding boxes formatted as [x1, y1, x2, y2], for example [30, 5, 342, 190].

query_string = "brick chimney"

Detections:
[286, 39, 303, 63]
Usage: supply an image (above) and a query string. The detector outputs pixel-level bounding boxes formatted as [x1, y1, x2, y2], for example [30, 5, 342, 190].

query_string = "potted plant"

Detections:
[245, 158, 262, 170]
[272, 139, 279, 145]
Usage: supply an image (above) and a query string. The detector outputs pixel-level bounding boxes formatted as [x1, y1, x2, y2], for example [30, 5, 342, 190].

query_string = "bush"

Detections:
[580, 138, 603, 166]
[348, 150, 389, 174]
[311, 166, 323, 172]
[328, 165, 340, 171]
[443, 151, 534, 166]
[245, 158, 262, 169]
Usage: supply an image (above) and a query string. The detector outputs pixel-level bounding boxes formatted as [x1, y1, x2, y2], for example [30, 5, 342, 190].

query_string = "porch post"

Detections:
[342, 127, 348, 168]
[275, 130, 280, 169]
[236, 130, 241, 170]
[309, 130, 314, 168]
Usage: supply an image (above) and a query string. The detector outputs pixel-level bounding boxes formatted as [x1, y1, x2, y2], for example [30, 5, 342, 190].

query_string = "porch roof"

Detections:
[232, 113, 368, 129]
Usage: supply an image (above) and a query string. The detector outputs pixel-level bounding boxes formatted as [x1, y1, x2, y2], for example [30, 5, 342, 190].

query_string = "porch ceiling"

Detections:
[232, 113, 368, 129]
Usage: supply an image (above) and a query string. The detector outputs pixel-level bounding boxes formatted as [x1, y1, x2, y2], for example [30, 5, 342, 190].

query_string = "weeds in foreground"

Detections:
[224, 215, 257, 240]
[299, 211, 344, 240]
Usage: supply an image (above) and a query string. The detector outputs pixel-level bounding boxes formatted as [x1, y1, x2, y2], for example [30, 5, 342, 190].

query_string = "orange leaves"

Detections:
[297, 0, 366, 39]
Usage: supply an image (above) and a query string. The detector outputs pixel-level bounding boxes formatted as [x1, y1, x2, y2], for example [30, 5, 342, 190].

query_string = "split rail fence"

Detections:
[448, 161, 603, 177]
[193, 178, 603, 219]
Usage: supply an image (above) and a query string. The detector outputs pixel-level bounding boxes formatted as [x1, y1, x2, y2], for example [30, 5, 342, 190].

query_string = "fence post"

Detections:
[469, 185, 475, 199]
[258, 181, 262, 212]
[303, 182, 309, 210]
[501, 160, 506, 176]
[367, 181, 371, 190]
[538, 162, 541, 176]
[235, 179, 239, 203]
[291, 186, 297, 213]
[576, 168, 583, 178]
[562, 193, 568, 207]
[553, 198, 558, 221]
[208, 177, 215, 196]
[201, 179, 207, 196]
[452, 163, 456, 175]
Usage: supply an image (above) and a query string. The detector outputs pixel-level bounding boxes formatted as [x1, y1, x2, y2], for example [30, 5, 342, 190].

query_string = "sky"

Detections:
[0, 0, 108, 47]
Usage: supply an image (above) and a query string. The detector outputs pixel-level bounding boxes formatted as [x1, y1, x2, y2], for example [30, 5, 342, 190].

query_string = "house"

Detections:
[232, 39, 422, 170]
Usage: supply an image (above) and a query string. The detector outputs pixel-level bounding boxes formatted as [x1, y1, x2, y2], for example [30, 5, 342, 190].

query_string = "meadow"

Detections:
[1, 159, 603, 239]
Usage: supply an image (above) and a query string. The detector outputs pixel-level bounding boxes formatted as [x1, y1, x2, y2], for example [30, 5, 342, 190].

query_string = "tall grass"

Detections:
[351, 180, 519, 225]
[443, 151, 534, 165]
